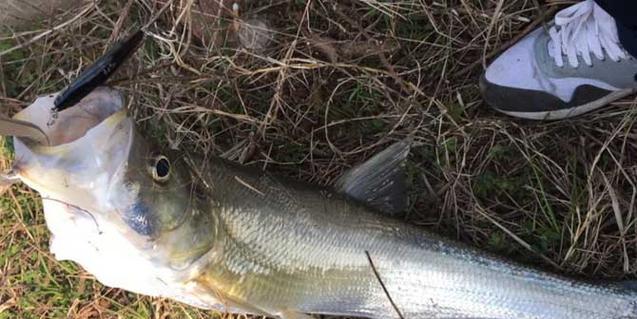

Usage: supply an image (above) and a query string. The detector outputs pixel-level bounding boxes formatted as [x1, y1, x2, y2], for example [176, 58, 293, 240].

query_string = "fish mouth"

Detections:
[12, 87, 134, 208]
[13, 87, 127, 148]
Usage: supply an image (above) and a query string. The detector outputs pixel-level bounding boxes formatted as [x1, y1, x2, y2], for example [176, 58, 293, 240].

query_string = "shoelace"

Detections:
[548, 0, 626, 68]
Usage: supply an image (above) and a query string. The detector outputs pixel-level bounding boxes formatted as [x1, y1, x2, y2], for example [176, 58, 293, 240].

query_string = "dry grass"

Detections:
[1, 0, 637, 318]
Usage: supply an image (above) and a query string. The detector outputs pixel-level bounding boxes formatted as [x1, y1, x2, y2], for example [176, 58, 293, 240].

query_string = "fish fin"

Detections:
[277, 310, 315, 319]
[334, 139, 411, 214]
[0, 115, 49, 145]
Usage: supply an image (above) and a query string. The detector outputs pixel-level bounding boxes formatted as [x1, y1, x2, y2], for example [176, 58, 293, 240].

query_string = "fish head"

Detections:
[12, 87, 194, 242]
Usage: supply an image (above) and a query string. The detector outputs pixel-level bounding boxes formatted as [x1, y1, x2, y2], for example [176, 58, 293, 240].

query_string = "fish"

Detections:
[2, 86, 637, 319]
[3, 27, 637, 319]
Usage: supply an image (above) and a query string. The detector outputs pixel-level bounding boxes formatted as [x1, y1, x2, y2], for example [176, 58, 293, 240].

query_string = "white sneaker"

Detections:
[480, 0, 637, 120]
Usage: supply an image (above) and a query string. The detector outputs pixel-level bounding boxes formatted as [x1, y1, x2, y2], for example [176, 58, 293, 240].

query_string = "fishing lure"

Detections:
[52, 29, 144, 112]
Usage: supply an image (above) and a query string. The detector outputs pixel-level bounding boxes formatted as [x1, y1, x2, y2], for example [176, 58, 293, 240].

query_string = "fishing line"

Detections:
[41, 197, 103, 235]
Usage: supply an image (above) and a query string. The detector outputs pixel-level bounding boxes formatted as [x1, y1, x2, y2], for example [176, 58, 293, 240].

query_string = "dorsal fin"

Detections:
[335, 140, 411, 214]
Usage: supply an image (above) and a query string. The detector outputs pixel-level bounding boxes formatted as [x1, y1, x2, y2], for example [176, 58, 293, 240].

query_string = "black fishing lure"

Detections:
[53, 30, 144, 112]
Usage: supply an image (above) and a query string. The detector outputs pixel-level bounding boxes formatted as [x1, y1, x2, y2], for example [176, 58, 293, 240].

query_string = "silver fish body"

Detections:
[9, 88, 637, 319]
[189, 157, 637, 319]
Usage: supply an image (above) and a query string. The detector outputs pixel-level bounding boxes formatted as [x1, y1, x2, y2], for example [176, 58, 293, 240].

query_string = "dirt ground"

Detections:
[1, 0, 636, 318]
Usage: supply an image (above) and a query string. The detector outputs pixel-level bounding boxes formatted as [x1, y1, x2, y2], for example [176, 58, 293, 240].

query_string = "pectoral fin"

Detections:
[335, 139, 411, 214]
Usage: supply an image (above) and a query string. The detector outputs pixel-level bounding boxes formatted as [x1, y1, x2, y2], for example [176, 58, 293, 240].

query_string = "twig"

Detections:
[0, 3, 95, 58]
[474, 206, 562, 270]
[365, 250, 405, 319]
[143, 0, 176, 30]
[107, 0, 136, 44]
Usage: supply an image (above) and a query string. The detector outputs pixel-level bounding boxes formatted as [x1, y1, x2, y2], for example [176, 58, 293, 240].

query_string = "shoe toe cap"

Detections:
[481, 28, 556, 113]
[484, 28, 543, 90]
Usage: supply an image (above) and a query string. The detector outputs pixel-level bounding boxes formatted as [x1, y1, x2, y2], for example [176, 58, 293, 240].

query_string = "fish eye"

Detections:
[151, 155, 171, 182]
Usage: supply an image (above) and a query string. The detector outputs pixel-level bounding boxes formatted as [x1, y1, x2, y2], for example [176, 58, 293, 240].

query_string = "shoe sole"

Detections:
[493, 88, 637, 120]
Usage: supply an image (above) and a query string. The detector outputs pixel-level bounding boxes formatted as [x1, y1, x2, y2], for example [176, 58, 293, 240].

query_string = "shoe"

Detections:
[480, 0, 637, 120]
